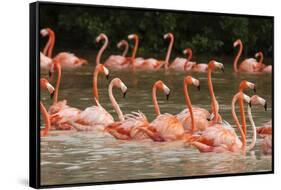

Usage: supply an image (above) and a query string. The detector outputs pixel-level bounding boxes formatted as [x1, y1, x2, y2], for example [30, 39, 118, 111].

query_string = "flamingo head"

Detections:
[184, 76, 200, 91]
[239, 80, 256, 92]
[155, 80, 170, 100]
[112, 78, 128, 98]
[96, 64, 110, 80]
[163, 33, 174, 40]
[255, 51, 263, 58]
[249, 95, 267, 111]
[40, 78, 55, 99]
[40, 28, 49, 37]
[128, 34, 138, 40]
[208, 60, 224, 72]
[96, 33, 107, 43]
[117, 40, 127, 49]
[233, 39, 242, 47]
[183, 48, 192, 55]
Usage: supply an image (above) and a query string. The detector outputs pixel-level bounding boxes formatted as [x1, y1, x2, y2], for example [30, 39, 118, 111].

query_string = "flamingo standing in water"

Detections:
[169, 48, 196, 71]
[104, 78, 150, 140]
[191, 93, 267, 153]
[104, 38, 131, 70]
[134, 33, 174, 71]
[40, 28, 87, 69]
[40, 78, 55, 136]
[138, 80, 193, 142]
[254, 51, 272, 73]
[233, 39, 260, 73]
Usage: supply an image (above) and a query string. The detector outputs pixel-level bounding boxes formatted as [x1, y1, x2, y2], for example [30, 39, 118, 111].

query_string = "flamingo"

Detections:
[237, 80, 256, 137]
[104, 79, 151, 140]
[177, 61, 224, 129]
[40, 78, 55, 136]
[137, 80, 194, 142]
[190, 93, 266, 153]
[233, 39, 260, 73]
[255, 51, 272, 73]
[176, 76, 211, 134]
[40, 28, 87, 69]
[134, 33, 174, 71]
[40, 52, 53, 71]
[169, 48, 196, 71]
[104, 39, 131, 70]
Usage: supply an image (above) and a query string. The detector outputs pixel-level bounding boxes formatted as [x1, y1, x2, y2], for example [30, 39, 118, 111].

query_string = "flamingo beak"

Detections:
[197, 85, 200, 91]
[249, 101, 252, 108]
[50, 91, 55, 99]
[123, 91, 127, 98]
[106, 74, 110, 80]
[264, 101, 267, 111]
[253, 85, 256, 93]
[221, 66, 225, 73]
[166, 93, 170, 100]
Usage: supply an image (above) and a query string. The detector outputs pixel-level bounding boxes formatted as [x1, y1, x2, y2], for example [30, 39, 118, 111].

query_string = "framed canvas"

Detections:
[30, 1, 274, 188]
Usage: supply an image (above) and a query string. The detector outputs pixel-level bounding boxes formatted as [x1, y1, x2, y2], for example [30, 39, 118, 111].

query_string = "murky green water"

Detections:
[40, 54, 272, 186]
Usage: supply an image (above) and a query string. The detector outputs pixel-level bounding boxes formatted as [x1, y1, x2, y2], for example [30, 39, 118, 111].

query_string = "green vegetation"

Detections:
[40, 4, 273, 57]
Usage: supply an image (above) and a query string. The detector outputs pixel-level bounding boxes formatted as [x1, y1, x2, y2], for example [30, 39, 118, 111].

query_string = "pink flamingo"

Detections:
[191, 93, 266, 153]
[237, 80, 256, 137]
[169, 48, 196, 71]
[104, 79, 151, 140]
[40, 52, 53, 71]
[137, 80, 193, 142]
[177, 61, 225, 129]
[47, 60, 81, 130]
[40, 28, 87, 69]
[233, 39, 260, 73]
[255, 51, 272, 73]
[134, 33, 174, 71]
[104, 39, 131, 70]
[40, 78, 55, 136]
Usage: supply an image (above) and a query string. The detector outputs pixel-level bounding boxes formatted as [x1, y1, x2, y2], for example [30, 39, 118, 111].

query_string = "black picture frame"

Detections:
[30, 1, 274, 188]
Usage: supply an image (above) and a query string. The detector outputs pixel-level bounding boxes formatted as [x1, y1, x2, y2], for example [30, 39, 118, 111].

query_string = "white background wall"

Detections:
[0, 0, 279, 189]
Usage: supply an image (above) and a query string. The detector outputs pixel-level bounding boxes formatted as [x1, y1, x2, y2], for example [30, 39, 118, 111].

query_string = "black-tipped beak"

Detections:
[221, 67, 224, 73]
[264, 101, 267, 111]
[253, 86, 256, 93]
[50, 91, 55, 99]
[123, 91, 127, 98]
[197, 85, 200, 91]
[166, 93, 170, 100]
[106, 74, 110, 80]
[249, 101, 252, 108]
[207, 117, 211, 121]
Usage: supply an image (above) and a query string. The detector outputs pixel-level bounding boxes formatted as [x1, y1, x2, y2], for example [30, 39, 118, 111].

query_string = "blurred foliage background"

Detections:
[40, 4, 273, 58]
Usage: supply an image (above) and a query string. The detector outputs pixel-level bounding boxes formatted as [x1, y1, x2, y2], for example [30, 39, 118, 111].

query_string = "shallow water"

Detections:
[40, 55, 272, 186]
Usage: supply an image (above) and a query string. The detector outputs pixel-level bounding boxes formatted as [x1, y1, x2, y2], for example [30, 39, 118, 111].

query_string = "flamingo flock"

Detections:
[39, 28, 272, 155]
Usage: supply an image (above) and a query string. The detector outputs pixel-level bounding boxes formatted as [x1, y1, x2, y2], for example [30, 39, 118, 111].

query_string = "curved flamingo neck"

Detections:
[93, 65, 100, 103]
[238, 89, 247, 137]
[184, 81, 195, 132]
[152, 85, 161, 116]
[109, 82, 124, 121]
[122, 42, 129, 57]
[131, 37, 139, 71]
[258, 53, 264, 64]
[165, 36, 174, 69]
[53, 63, 61, 104]
[207, 68, 219, 123]
[247, 105, 257, 151]
[184, 50, 193, 71]
[232, 93, 246, 149]
[43, 34, 52, 56]
[96, 38, 108, 65]
[47, 30, 55, 58]
[234, 42, 242, 72]
[40, 101, 50, 136]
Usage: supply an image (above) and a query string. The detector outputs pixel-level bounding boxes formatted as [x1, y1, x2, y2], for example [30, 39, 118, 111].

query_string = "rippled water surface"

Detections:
[40, 55, 272, 186]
